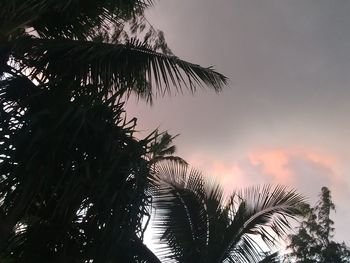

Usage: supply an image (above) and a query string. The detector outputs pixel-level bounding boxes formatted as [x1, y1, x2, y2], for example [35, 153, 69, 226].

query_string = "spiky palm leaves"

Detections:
[0, 0, 227, 262]
[10, 36, 226, 103]
[0, 0, 152, 39]
[151, 161, 304, 263]
[1, 0, 227, 102]
[0, 77, 161, 262]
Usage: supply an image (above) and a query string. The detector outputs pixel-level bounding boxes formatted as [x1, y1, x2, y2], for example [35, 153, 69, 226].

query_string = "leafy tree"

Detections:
[0, 0, 227, 262]
[0, 74, 162, 262]
[151, 161, 305, 263]
[285, 187, 350, 263]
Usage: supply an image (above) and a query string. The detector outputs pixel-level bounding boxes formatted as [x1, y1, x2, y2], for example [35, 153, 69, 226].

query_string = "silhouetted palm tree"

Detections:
[0, 0, 227, 102]
[151, 161, 304, 263]
[0, 0, 227, 262]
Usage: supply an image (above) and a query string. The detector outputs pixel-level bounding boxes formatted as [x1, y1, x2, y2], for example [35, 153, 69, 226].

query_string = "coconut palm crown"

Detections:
[151, 161, 305, 263]
[0, 0, 227, 102]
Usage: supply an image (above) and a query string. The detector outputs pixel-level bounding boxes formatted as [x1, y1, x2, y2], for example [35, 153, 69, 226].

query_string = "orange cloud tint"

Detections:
[248, 149, 292, 184]
[186, 147, 343, 195]
[247, 147, 337, 185]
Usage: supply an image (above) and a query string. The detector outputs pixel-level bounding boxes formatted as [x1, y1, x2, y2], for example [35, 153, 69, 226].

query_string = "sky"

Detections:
[126, 0, 350, 244]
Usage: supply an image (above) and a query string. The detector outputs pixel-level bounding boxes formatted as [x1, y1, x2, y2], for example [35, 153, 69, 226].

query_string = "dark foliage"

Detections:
[0, 0, 229, 261]
[285, 187, 350, 263]
[0, 76, 159, 262]
[151, 161, 305, 263]
[1, 0, 227, 103]
[0, 0, 227, 262]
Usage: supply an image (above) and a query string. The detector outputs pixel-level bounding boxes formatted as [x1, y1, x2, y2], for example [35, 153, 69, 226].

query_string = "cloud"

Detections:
[187, 147, 346, 198]
[248, 149, 293, 184]
[135, 0, 350, 244]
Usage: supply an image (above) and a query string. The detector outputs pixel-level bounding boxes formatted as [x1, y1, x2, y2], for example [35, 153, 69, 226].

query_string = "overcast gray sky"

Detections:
[126, 0, 350, 244]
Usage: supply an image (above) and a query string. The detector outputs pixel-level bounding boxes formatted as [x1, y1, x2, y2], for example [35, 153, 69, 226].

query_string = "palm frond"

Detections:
[0, 76, 154, 261]
[146, 131, 187, 165]
[151, 162, 304, 263]
[152, 161, 208, 263]
[0, 0, 153, 39]
[258, 252, 280, 263]
[0, 0, 47, 37]
[219, 185, 305, 262]
[11, 37, 228, 102]
[130, 237, 162, 263]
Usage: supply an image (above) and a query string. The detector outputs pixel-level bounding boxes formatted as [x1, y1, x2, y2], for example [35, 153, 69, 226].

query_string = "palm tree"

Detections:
[146, 131, 187, 165]
[0, 0, 227, 101]
[0, 0, 227, 262]
[151, 161, 305, 263]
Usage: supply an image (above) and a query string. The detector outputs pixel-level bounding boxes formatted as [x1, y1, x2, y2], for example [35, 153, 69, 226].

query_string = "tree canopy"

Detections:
[151, 161, 305, 263]
[285, 187, 350, 263]
[0, 1, 310, 262]
[0, 0, 227, 261]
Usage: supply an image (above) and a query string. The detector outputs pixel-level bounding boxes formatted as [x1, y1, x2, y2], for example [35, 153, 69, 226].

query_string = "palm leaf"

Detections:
[145, 131, 187, 165]
[218, 185, 305, 262]
[10, 37, 227, 102]
[0, 76, 155, 261]
[152, 161, 208, 263]
[0, 0, 153, 39]
[258, 252, 280, 263]
[152, 161, 305, 263]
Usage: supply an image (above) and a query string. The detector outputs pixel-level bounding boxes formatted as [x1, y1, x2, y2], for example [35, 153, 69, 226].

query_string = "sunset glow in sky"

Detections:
[126, 0, 350, 244]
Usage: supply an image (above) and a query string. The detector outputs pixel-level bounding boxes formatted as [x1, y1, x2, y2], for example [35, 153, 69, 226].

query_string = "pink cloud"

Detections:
[248, 149, 293, 184]
[186, 147, 346, 196]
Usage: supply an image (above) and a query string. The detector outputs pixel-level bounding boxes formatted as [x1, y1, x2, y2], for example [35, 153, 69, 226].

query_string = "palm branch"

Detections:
[2, 0, 227, 103]
[0, 0, 152, 39]
[8, 37, 227, 102]
[258, 252, 280, 263]
[151, 161, 305, 263]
